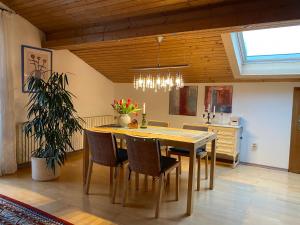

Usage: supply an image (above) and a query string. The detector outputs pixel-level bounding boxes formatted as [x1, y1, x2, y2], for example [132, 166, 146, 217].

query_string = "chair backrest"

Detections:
[148, 120, 169, 127]
[125, 135, 161, 177]
[85, 130, 118, 167]
[183, 124, 208, 132]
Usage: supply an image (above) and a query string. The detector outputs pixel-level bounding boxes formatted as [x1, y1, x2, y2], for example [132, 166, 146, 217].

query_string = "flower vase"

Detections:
[118, 114, 131, 127]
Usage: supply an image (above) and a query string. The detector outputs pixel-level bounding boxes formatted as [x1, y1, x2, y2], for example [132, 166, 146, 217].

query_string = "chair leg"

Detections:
[152, 176, 156, 191]
[166, 170, 171, 186]
[85, 159, 93, 194]
[122, 166, 130, 207]
[166, 152, 172, 185]
[197, 157, 201, 191]
[155, 174, 164, 218]
[165, 146, 168, 156]
[112, 166, 120, 204]
[205, 155, 208, 180]
[110, 167, 114, 186]
[144, 174, 148, 192]
[175, 166, 179, 201]
[135, 172, 139, 191]
[178, 156, 182, 175]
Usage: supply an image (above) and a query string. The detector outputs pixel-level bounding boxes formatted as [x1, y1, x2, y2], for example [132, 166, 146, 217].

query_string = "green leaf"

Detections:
[24, 72, 82, 174]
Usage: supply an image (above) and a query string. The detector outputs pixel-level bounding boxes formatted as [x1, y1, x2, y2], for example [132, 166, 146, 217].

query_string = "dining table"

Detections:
[82, 125, 217, 216]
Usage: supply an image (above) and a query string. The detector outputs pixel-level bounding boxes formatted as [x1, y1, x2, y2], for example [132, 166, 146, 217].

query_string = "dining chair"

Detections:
[84, 130, 128, 203]
[167, 124, 209, 191]
[123, 135, 180, 218]
[147, 120, 169, 156]
[148, 120, 169, 127]
[144, 120, 170, 190]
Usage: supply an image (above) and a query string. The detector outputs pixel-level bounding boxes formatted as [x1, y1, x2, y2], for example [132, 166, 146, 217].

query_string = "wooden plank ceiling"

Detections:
[71, 30, 233, 83]
[4, 0, 300, 83]
[3, 0, 227, 33]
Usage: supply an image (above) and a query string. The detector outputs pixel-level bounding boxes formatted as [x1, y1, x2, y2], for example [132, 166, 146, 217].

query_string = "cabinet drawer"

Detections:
[210, 129, 236, 137]
[217, 138, 235, 145]
[206, 143, 235, 154]
[217, 148, 235, 155]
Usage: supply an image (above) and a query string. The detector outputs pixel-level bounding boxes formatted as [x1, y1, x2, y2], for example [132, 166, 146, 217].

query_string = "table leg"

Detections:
[83, 131, 89, 186]
[187, 145, 196, 216]
[210, 139, 216, 190]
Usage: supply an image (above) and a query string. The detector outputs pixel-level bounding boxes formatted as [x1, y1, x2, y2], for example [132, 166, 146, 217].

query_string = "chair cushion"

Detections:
[117, 148, 128, 163]
[168, 147, 207, 157]
[160, 156, 178, 173]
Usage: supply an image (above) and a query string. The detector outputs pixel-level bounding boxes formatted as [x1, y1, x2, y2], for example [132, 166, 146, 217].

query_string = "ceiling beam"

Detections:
[44, 0, 300, 49]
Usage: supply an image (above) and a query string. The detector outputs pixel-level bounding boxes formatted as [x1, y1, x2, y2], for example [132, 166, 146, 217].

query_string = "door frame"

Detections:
[289, 87, 300, 172]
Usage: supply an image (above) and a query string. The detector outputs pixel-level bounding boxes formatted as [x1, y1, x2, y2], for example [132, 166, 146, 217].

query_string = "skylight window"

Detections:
[239, 25, 300, 62]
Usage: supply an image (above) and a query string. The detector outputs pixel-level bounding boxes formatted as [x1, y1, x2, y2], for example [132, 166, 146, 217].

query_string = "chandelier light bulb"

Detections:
[134, 73, 184, 92]
[132, 37, 186, 92]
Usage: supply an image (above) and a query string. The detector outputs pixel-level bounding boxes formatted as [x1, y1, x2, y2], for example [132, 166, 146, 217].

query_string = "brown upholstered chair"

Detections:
[147, 120, 169, 156]
[134, 120, 170, 191]
[85, 130, 128, 203]
[167, 124, 209, 191]
[123, 135, 180, 218]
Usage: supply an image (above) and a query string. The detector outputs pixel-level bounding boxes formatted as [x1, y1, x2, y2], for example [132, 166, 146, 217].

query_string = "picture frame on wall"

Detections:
[21, 45, 52, 93]
[169, 86, 198, 116]
[204, 86, 233, 113]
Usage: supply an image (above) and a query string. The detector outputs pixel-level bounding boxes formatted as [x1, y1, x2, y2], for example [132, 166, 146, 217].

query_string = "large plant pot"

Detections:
[118, 114, 131, 127]
[31, 157, 61, 181]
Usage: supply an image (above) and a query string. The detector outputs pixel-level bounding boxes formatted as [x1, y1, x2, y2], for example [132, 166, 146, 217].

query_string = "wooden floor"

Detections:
[1, 152, 300, 225]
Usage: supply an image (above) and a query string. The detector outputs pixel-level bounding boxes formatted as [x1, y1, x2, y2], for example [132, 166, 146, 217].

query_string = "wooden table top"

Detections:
[88, 125, 216, 144]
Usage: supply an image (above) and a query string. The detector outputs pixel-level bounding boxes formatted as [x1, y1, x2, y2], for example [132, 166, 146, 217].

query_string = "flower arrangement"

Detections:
[112, 99, 141, 115]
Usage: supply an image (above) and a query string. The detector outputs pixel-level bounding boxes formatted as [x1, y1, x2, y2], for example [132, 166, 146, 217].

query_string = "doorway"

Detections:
[289, 87, 300, 173]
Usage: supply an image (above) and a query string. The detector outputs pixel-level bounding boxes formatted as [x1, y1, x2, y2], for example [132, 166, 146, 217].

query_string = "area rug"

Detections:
[0, 194, 72, 225]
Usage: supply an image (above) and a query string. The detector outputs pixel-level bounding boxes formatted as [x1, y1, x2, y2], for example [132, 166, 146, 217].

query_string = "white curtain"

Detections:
[0, 10, 17, 176]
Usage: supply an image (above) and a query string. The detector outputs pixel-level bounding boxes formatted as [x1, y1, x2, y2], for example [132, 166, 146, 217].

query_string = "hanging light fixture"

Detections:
[132, 36, 188, 92]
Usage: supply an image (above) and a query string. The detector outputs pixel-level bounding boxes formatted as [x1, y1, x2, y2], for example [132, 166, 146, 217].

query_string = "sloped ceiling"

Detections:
[3, 0, 300, 83]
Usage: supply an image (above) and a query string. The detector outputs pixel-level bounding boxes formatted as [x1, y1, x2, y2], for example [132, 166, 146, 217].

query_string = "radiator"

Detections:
[16, 115, 115, 165]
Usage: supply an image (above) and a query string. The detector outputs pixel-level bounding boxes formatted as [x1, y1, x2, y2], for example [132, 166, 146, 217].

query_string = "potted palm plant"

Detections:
[24, 72, 83, 181]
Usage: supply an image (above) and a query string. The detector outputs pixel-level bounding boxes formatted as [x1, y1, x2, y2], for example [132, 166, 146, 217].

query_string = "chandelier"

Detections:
[132, 36, 188, 92]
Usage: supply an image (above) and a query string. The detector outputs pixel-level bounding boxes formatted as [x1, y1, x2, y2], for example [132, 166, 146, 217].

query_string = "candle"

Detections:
[208, 104, 211, 113]
[143, 103, 146, 114]
[213, 106, 216, 115]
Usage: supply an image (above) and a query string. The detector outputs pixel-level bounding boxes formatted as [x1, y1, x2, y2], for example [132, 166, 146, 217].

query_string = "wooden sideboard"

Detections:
[204, 124, 242, 168]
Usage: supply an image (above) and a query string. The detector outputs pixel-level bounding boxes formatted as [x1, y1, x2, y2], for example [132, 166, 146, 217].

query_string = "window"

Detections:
[238, 25, 300, 63]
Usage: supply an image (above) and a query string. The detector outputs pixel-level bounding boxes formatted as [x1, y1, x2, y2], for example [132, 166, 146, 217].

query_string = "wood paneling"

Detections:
[70, 30, 232, 83]
[4, 0, 300, 49]
[4, 0, 300, 83]
[2, 0, 227, 32]
[70, 29, 300, 83]
[43, 0, 300, 49]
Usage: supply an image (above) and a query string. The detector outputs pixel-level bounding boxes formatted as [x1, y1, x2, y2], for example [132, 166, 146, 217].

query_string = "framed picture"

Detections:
[21, 45, 52, 93]
[205, 86, 233, 113]
[169, 86, 198, 116]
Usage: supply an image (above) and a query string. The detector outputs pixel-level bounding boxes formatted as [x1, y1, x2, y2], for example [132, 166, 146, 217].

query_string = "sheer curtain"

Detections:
[0, 10, 17, 176]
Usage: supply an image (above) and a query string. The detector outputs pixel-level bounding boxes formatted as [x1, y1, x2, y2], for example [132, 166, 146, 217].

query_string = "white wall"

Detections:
[10, 14, 44, 123]
[115, 82, 300, 169]
[53, 50, 114, 117]
[9, 14, 114, 123]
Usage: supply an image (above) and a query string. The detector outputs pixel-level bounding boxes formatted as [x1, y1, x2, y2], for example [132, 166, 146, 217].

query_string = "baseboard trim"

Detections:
[240, 161, 288, 172]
